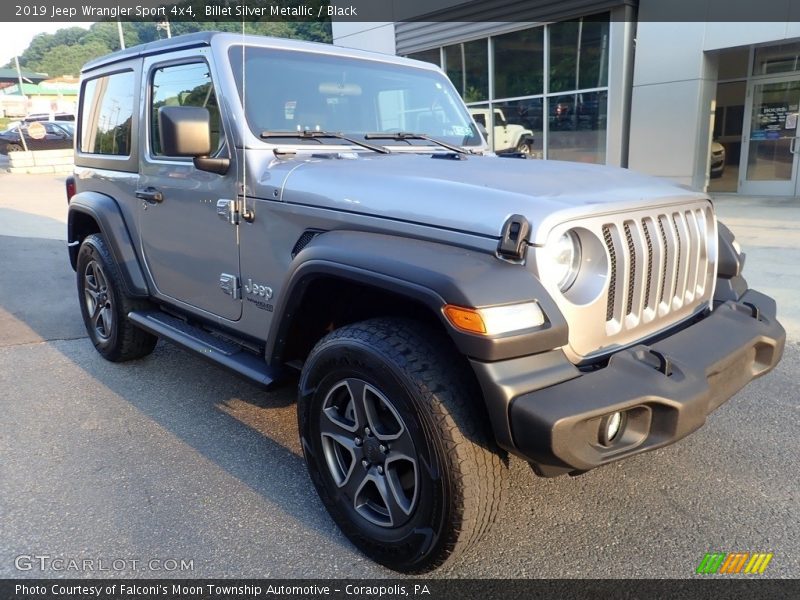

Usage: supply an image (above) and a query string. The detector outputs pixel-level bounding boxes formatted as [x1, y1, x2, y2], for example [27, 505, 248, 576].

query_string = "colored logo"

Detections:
[696, 552, 773, 575]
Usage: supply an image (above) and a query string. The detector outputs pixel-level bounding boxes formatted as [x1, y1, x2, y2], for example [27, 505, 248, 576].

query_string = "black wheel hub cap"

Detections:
[363, 437, 384, 465]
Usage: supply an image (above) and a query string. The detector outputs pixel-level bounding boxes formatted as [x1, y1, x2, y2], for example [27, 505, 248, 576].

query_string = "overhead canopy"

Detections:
[0, 67, 48, 84]
[1, 82, 77, 95]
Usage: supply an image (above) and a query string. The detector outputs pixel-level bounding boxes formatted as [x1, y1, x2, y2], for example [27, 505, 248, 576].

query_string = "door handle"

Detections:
[135, 187, 163, 203]
[790, 137, 800, 154]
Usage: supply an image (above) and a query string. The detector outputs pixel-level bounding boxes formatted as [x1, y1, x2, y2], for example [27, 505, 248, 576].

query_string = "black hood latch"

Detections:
[497, 214, 531, 260]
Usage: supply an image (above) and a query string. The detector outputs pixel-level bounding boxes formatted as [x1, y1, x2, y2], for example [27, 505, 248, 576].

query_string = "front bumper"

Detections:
[472, 289, 785, 476]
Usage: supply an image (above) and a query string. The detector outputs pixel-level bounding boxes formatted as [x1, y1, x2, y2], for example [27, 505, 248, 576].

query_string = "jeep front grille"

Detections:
[535, 200, 717, 361]
[603, 207, 711, 330]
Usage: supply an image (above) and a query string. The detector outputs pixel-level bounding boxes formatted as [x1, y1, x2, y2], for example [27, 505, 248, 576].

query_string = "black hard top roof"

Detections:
[81, 32, 217, 73]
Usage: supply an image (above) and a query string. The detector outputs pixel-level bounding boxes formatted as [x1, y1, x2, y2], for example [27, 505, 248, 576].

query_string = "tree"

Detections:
[29, 41, 112, 78]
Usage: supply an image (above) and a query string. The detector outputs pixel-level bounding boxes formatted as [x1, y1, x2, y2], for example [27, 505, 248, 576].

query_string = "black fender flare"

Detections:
[714, 221, 748, 303]
[518, 133, 535, 148]
[68, 191, 149, 297]
[266, 230, 567, 364]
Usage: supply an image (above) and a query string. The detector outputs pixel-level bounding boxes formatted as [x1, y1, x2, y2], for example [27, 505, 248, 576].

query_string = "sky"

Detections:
[0, 22, 94, 67]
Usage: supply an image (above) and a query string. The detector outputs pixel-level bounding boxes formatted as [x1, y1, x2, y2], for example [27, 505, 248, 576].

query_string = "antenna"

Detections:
[241, 19, 247, 222]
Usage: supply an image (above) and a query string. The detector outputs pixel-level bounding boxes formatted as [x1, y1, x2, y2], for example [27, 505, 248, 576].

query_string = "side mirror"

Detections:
[158, 106, 229, 174]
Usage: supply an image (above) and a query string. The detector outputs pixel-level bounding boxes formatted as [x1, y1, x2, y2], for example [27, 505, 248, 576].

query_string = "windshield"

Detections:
[228, 46, 482, 148]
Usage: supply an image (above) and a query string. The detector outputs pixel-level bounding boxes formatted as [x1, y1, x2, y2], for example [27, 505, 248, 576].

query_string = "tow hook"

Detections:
[648, 349, 673, 377]
[742, 302, 761, 320]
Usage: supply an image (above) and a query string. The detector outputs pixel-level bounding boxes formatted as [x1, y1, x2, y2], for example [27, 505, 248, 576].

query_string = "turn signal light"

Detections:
[443, 305, 486, 334]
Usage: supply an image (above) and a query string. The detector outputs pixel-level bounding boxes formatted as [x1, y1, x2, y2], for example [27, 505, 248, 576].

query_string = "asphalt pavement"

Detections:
[0, 173, 798, 578]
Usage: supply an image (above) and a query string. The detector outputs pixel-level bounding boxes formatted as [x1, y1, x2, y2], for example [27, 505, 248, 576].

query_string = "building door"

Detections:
[740, 76, 800, 196]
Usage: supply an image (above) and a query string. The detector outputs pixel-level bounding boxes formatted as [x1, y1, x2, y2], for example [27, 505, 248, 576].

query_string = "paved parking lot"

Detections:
[0, 173, 798, 578]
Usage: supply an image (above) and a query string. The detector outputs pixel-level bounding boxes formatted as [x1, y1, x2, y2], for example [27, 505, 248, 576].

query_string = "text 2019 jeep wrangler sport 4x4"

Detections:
[67, 33, 785, 573]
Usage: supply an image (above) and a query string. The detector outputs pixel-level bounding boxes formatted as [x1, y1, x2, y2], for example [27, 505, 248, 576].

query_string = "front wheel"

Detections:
[298, 318, 506, 573]
[516, 140, 532, 156]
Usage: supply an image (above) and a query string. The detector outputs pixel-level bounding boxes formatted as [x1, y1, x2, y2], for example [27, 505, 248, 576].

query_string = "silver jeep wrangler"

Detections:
[66, 32, 785, 573]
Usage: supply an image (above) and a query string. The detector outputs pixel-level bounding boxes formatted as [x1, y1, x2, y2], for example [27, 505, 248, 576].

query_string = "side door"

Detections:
[137, 52, 242, 321]
[493, 109, 511, 151]
[470, 111, 491, 146]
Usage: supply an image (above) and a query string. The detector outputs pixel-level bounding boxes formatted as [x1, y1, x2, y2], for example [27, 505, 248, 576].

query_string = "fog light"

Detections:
[599, 411, 626, 446]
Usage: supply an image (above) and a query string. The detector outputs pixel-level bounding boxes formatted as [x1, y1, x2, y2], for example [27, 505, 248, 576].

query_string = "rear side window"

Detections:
[80, 71, 135, 156]
[150, 62, 223, 156]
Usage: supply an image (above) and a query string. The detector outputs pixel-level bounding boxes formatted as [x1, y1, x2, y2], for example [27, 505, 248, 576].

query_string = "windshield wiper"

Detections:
[260, 130, 390, 154]
[363, 132, 467, 154]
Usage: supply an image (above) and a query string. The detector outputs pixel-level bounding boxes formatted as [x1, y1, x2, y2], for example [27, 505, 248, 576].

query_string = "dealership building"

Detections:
[333, 0, 800, 196]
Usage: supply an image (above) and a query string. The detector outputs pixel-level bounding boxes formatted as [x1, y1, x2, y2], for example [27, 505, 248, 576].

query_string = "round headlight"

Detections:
[548, 230, 582, 292]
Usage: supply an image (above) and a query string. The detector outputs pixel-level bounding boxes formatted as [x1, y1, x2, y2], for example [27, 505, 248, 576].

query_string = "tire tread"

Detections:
[304, 318, 506, 572]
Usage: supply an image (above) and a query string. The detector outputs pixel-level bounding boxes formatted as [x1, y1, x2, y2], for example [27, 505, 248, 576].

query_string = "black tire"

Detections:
[298, 318, 505, 573]
[516, 140, 532, 156]
[6, 143, 23, 153]
[76, 233, 157, 362]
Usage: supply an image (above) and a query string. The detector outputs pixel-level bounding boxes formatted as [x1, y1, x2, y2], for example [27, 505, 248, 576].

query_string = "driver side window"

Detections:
[150, 62, 223, 157]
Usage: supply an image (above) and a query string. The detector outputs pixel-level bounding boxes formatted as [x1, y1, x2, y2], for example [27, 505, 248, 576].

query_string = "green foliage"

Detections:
[28, 41, 113, 78]
[6, 20, 332, 77]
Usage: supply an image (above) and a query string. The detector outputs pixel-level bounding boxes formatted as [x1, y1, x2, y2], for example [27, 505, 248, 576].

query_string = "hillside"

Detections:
[5, 21, 332, 77]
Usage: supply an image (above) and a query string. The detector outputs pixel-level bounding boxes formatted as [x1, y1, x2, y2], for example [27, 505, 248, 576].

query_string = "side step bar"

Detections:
[128, 310, 280, 388]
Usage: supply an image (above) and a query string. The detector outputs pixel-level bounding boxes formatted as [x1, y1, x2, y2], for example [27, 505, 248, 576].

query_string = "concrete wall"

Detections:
[332, 22, 397, 55]
[7, 149, 73, 175]
[628, 22, 718, 190]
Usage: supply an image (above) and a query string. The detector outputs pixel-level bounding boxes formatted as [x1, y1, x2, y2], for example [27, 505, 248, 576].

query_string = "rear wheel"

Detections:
[298, 318, 505, 572]
[76, 233, 157, 362]
[6, 143, 23, 153]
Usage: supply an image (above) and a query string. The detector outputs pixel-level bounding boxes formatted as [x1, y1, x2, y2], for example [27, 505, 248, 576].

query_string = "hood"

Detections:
[261, 152, 706, 242]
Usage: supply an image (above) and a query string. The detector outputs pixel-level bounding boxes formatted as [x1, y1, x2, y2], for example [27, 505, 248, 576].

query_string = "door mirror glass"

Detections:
[158, 106, 212, 157]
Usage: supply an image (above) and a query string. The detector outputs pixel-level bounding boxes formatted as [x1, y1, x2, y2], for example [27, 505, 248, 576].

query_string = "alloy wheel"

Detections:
[319, 378, 419, 528]
[83, 260, 114, 341]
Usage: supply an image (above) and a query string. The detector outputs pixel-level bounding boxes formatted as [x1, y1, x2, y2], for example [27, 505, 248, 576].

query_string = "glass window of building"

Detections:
[407, 48, 440, 67]
[753, 42, 800, 76]
[494, 27, 544, 99]
[409, 12, 609, 163]
[549, 15, 610, 93]
[491, 98, 543, 157]
[443, 40, 488, 103]
[547, 90, 607, 164]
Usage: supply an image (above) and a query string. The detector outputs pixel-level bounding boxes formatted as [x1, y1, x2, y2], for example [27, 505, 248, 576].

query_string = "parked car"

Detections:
[469, 107, 535, 154]
[550, 94, 606, 131]
[710, 140, 726, 178]
[23, 111, 75, 123]
[67, 32, 784, 573]
[0, 121, 74, 153]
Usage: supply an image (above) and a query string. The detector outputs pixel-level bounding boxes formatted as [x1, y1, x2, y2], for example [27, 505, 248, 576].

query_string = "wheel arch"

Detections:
[267, 230, 568, 365]
[68, 191, 149, 298]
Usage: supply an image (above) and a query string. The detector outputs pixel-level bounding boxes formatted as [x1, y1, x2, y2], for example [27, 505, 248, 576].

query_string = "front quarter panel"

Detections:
[266, 230, 568, 363]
